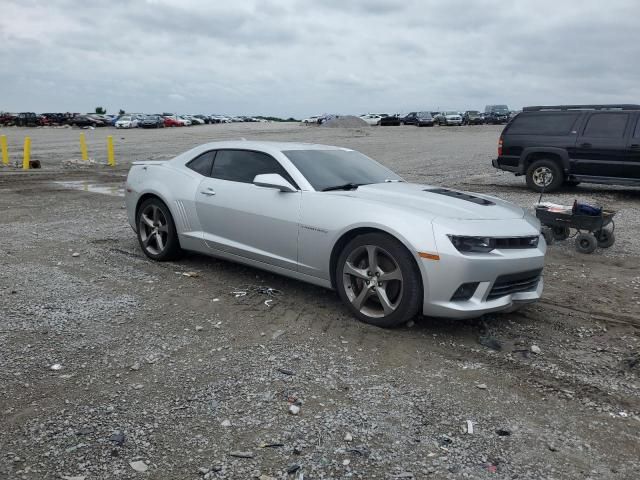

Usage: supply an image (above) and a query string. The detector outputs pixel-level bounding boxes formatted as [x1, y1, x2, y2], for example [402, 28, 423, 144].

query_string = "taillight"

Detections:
[498, 137, 503, 156]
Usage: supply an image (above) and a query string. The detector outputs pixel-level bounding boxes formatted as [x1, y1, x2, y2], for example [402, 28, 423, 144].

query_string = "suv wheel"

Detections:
[336, 233, 422, 328]
[526, 159, 564, 192]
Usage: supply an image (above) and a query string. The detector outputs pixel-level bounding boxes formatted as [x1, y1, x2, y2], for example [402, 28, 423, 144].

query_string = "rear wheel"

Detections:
[526, 159, 564, 192]
[552, 226, 570, 241]
[136, 198, 182, 261]
[595, 229, 615, 248]
[336, 233, 421, 328]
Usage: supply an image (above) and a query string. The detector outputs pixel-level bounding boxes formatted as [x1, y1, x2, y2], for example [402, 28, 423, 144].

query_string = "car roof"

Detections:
[191, 140, 347, 152]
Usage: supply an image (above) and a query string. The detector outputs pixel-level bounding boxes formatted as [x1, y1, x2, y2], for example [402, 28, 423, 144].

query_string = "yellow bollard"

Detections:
[22, 136, 31, 170]
[1, 135, 8, 166]
[107, 135, 115, 166]
[79, 133, 88, 161]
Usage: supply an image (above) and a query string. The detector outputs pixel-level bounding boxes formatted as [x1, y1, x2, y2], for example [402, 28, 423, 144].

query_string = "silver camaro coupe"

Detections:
[125, 141, 545, 327]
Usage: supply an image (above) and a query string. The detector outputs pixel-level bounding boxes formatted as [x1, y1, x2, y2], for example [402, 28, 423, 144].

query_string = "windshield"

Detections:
[417, 112, 432, 118]
[467, 111, 480, 115]
[491, 105, 509, 113]
[282, 149, 402, 191]
[445, 111, 459, 115]
[120, 116, 131, 121]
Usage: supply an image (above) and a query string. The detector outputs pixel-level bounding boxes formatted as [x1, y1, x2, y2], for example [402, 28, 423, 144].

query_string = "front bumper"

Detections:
[420, 220, 546, 319]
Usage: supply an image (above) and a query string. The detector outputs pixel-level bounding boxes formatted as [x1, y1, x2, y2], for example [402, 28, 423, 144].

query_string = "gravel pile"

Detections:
[321, 115, 369, 128]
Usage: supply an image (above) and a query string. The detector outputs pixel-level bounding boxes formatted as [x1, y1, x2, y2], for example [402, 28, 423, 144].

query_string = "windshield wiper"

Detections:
[322, 183, 364, 192]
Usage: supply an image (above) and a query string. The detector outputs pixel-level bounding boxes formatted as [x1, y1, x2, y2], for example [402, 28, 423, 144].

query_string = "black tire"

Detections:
[525, 159, 564, 193]
[575, 233, 597, 254]
[595, 229, 615, 248]
[136, 197, 182, 261]
[552, 226, 570, 241]
[541, 227, 554, 246]
[335, 233, 422, 328]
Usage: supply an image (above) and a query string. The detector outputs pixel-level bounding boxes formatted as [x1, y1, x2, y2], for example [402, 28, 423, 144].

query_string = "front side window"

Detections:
[212, 150, 294, 185]
[583, 113, 629, 138]
[283, 149, 402, 191]
[187, 151, 215, 176]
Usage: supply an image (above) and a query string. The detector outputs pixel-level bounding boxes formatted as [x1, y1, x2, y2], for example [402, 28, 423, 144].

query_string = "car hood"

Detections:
[332, 182, 524, 220]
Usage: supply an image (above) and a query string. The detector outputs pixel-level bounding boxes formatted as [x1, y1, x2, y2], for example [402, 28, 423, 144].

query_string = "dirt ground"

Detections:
[1, 123, 639, 480]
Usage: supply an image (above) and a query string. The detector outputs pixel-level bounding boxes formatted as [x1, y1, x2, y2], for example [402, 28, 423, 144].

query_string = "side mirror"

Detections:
[253, 173, 297, 193]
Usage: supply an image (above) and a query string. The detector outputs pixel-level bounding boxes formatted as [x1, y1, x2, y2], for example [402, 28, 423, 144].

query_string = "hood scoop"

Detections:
[424, 188, 494, 206]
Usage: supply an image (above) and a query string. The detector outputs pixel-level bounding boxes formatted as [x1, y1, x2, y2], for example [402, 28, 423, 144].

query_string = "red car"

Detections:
[163, 117, 183, 127]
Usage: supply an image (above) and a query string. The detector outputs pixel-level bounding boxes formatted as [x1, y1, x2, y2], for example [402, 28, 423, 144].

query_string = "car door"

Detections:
[573, 112, 631, 177]
[194, 149, 301, 271]
[625, 114, 640, 180]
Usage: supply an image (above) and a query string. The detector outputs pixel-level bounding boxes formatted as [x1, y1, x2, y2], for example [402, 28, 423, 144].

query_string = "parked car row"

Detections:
[300, 105, 519, 127]
[0, 112, 271, 128]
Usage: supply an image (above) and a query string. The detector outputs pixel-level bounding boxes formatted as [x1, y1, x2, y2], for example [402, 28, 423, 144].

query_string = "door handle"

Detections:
[200, 188, 215, 196]
[580, 143, 592, 148]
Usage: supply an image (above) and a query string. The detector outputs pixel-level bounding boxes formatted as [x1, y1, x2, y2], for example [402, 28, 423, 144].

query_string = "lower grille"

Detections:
[487, 269, 542, 300]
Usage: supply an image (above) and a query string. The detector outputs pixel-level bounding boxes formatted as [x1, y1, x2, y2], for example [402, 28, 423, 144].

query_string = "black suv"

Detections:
[484, 105, 510, 124]
[492, 104, 640, 192]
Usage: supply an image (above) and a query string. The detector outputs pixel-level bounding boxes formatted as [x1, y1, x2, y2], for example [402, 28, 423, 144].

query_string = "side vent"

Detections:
[174, 200, 192, 231]
[424, 188, 494, 206]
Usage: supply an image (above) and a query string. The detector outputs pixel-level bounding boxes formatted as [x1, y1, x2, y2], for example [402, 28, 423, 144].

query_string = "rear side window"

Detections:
[187, 151, 215, 176]
[583, 113, 629, 138]
[212, 150, 296, 186]
[507, 113, 579, 135]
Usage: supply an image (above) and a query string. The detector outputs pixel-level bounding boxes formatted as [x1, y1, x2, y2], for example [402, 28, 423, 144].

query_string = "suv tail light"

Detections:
[498, 136, 503, 156]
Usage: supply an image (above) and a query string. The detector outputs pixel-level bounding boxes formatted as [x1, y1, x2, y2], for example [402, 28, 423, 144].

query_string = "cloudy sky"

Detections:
[1, 0, 638, 117]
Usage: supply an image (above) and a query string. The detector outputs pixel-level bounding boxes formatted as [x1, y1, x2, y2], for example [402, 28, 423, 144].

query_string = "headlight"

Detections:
[448, 235, 540, 253]
[448, 235, 494, 253]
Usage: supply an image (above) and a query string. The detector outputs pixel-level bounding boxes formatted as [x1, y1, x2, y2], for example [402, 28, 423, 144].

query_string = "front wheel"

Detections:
[136, 198, 182, 261]
[336, 233, 422, 328]
[575, 233, 597, 254]
[525, 159, 564, 192]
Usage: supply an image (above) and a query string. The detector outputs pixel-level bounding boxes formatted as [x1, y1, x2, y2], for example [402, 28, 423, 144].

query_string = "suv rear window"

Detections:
[507, 113, 579, 135]
[583, 113, 629, 138]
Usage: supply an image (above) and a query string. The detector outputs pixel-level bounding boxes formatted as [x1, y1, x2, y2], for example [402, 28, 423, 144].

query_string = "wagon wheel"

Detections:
[552, 226, 570, 241]
[541, 227, 554, 246]
[575, 233, 597, 254]
[594, 229, 615, 248]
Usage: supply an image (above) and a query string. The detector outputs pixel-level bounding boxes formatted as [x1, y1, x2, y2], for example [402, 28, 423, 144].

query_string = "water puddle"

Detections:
[54, 180, 124, 197]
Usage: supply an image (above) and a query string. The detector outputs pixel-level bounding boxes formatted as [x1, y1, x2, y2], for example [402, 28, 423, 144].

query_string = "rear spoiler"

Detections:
[131, 160, 168, 166]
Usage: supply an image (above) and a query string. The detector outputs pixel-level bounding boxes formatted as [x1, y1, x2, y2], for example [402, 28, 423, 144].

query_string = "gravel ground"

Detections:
[1, 123, 639, 479]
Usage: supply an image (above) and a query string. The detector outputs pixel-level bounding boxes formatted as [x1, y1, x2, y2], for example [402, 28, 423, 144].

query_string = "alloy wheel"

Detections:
[532, 166, 553, 187]
[342, 245, 403, 318]
[139, 204, 169, 255]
